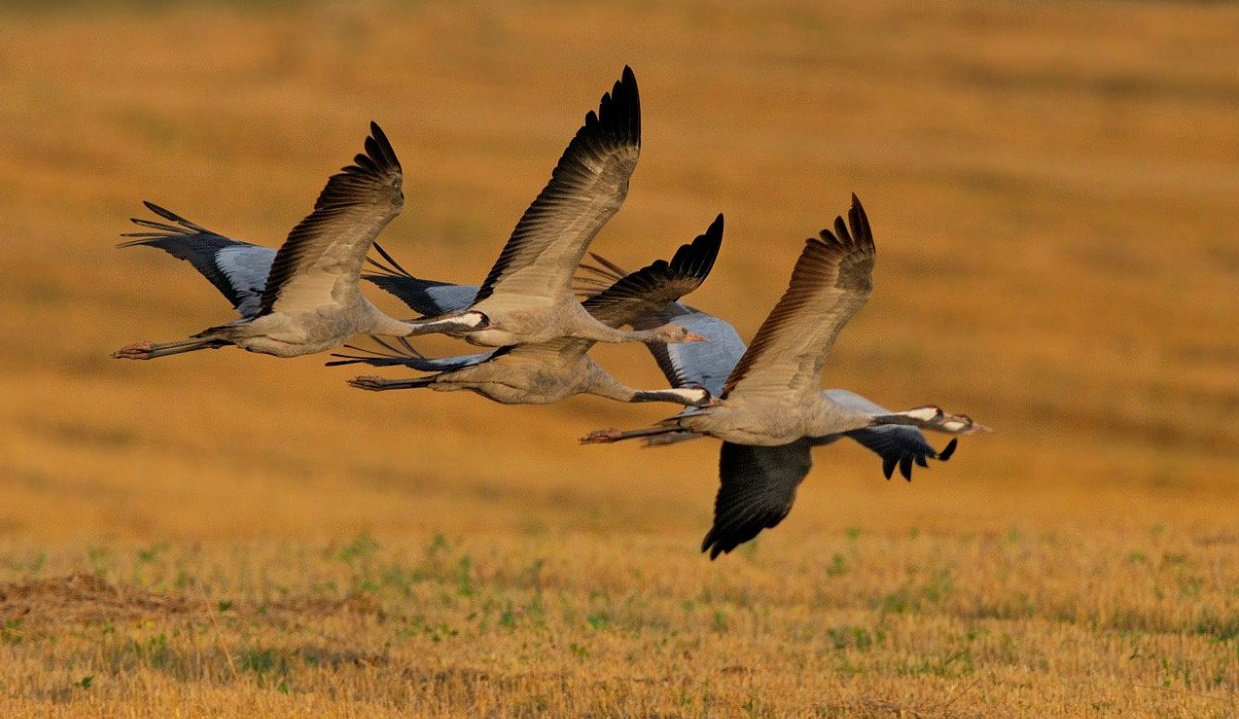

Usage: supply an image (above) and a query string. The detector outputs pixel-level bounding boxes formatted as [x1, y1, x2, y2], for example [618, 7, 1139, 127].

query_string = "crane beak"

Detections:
[683, 331, 708, 343]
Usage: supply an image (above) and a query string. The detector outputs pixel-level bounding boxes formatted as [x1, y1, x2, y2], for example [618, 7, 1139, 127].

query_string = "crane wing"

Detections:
[258, 122, 404, 317]
[499, 214, 723, 365]
[470, 67, 640, 310]
[701, 440, 814, 559]
[639, 308, 745, 398]
[120, 202, 274, 319]
[361, 243, 480, 317]
[721, 195, 875, 401]
[578, 214, 721, 329]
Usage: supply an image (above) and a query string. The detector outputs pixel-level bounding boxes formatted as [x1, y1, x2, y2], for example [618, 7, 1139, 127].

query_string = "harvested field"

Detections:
[1, 1, 1237, 716]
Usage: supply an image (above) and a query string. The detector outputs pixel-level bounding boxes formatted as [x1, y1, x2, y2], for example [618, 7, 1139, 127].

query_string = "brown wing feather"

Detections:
[505, 214, 722, 364]
[578, 213, 722, 328]
[258, 122, 404, 316]
[721, 195, 875, 400]
[471, 67, 640, 307]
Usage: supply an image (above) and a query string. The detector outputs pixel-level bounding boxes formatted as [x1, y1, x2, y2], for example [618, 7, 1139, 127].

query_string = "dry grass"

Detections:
[0, 0, 1237, 716]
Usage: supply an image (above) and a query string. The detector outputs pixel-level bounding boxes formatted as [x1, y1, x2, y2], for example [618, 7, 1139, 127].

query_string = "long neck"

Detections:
[868, 407, 945, 430]
[574, 321, 649, 344]
[870, 407, 989, 435]
[363, 302, 423, 337]
[583, 365, 642, 402]
[583, 367, 701, 407]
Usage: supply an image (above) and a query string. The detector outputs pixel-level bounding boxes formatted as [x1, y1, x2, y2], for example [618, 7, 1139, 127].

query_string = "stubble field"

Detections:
[0, 1, 1237, 716]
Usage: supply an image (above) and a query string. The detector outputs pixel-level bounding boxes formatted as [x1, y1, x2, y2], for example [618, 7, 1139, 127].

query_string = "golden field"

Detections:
[0, 1, 1236, 716]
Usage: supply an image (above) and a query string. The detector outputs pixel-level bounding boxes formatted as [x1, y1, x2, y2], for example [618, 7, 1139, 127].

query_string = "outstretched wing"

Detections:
[502, 214, 723, 364]
[471, 67, 641, 308]
[259, 122, 404, 316]
[362, 242, 480, 316]
[579, 214, 721, 329]
[119, 202, 274, 319]
[722, 195, 875, 400]
[701, 440, 814, 560]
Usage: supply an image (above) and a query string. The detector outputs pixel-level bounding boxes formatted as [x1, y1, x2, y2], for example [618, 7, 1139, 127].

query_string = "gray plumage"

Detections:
[580, 195, 988, 558]
[329, 215, 725, 407]
[113, 122, 439, 361]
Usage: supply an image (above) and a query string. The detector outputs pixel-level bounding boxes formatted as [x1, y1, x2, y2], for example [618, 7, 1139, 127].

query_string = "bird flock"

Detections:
[113, 66, 990, 559]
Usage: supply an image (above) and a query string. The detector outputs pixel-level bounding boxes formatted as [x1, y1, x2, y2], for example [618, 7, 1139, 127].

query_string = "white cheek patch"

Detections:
[905, 406, 944, 423]
[673, 388, 707, 403]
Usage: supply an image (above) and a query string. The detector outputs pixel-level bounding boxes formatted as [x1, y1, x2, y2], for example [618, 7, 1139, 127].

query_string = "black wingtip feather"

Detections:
[337, 122, 401, 183]
[939, 438, 959, 462]
[472, 67, 641, 304]
[667, 214, 724, 280]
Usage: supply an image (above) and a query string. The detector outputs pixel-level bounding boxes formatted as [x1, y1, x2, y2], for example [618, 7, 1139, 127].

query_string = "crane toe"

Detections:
[112, 341, 155, 360]
[579, 428, 622, 444]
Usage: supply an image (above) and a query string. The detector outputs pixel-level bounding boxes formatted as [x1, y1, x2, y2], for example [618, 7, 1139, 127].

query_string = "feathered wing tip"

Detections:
[354, 121, 402, 175]
[608, 65, 641, 146]
[575, 252, 630, 294]
[720, 198, 874, 398]
[365, 241, 416, 279]
[880, 437, 959, 481]
[813, 193, 874, 258]
[671, 213, 723, 278]
[119, 201, 213, 243]
[325, 336, 424, 367]
[471, 67, 641, 304]
[117, 202, 243, 250]
[309, 121, 404, 212]
[556, 65, 641, 179]
[576, 213, 723, 328]
[259, 123, 405, 315]
[699, 441, 812, 560]
[848, 193, 871, 247]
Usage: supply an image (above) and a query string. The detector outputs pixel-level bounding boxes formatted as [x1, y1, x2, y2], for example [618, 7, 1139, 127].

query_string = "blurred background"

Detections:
[1, 0, 1236, 546]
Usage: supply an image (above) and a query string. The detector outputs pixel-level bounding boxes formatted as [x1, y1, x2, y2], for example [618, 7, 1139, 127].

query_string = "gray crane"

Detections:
[112, 122, 473, 361]
[328, 214, 725, 407]
[580, 195, 989, 557]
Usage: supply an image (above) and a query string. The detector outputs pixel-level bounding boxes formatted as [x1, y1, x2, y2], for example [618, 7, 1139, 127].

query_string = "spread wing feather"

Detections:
[721, 195, 874, 400]
[362, 242, 480, 316]
[577, 214, 721, 329]
[701, 440, 814, 559]
[119, 202, 273, 318]
[471, 67, 641, 307]
[259, 122, 404, 316]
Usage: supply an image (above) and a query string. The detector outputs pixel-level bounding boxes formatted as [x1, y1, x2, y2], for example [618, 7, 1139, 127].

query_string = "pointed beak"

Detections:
[684, 331, 708, 343]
